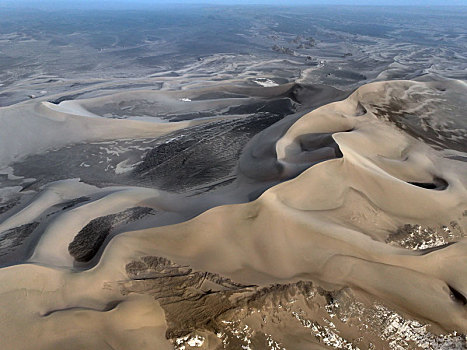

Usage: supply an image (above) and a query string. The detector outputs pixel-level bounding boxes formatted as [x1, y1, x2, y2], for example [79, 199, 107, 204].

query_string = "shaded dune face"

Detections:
[0, 79, 466, 349]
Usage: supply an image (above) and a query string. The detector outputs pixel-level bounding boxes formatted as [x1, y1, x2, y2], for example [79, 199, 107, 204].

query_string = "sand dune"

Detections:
[0, 96, 219, 167]
[0, 79, 465, 349]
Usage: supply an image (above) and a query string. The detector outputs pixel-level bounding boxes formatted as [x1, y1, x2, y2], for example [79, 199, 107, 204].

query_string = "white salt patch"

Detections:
[115, 159, 141, 175]
[253, 79, 278, 87]
[175, 334, 204, 349]
[175, 336, 188, 345]
[187, 335, 204, 347]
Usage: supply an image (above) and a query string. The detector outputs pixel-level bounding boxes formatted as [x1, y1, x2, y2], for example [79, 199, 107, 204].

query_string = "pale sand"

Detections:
[0, 79, 465, 349]
[0, 96, 220, 167]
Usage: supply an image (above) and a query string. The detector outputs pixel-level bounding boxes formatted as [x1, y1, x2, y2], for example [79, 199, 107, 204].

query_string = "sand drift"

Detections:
[0, 79, 466, 349]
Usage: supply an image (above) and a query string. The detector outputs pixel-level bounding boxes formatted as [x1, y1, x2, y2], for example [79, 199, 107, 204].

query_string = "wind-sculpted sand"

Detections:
[0, 78, 465, 349]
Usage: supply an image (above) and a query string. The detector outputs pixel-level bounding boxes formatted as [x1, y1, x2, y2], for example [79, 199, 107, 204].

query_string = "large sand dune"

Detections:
[0, 78, 465, 349]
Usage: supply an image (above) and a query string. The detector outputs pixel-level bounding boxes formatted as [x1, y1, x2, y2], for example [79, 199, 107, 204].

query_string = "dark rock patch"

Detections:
[298, 132, 343, 158]
[448, 285, 467, 306]
[191, 92, 248, 101]
[0, 222, 39, 261]
[355, 101, 367, 116]
[68, 207, 155, 263]
[49, 92, 86, 104]
[134, 113, 285, 192]
[120, 255, 467, 349]
[0, 201, 17, 215]
[223, 98, 295, 116]
[41, 300, 121, 317]
[408, 177, 448, 190]
[60, 196, 91, 211]
[418, 242, 456, 255]
[370, 101, 467, 153]
[121, 256, 254, 339]
[126, 256, 193, 280]
[122, 256, 326, 340]
[386, 222, 464, 250]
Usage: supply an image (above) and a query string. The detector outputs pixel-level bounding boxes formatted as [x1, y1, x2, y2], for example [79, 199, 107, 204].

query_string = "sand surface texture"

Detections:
[0, 78, 466, 349]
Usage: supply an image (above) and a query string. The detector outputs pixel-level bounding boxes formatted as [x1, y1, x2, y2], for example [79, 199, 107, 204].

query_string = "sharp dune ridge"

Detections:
[0, 78, 466, 349]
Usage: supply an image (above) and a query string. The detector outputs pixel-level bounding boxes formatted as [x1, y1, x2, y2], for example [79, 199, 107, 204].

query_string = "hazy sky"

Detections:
[1, 0, 466, 9]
